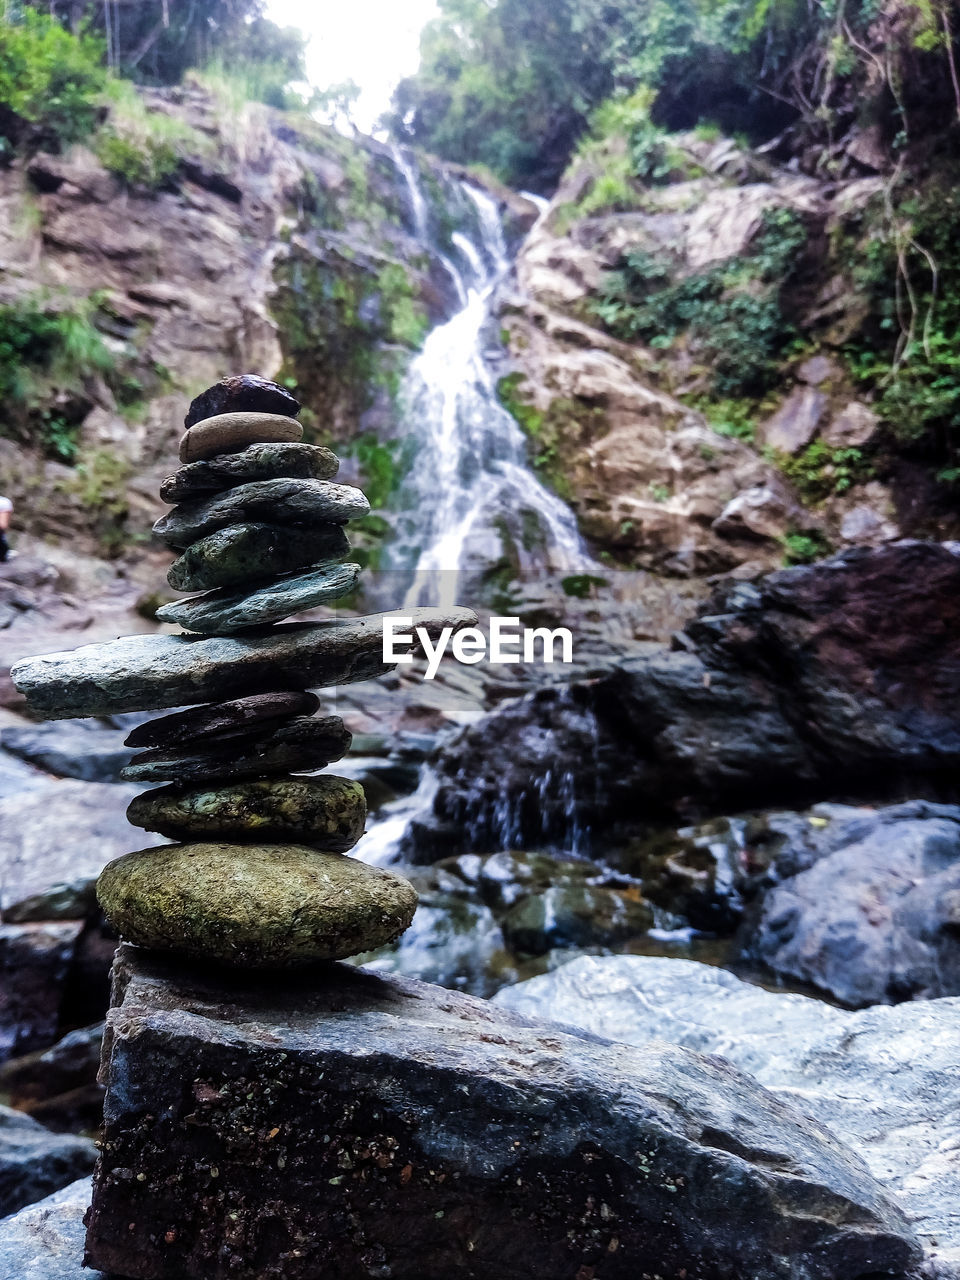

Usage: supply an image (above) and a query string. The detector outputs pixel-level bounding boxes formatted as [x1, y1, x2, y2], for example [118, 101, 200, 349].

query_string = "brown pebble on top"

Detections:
[185, 374, 300, 428]
[178, 412, 303, 463]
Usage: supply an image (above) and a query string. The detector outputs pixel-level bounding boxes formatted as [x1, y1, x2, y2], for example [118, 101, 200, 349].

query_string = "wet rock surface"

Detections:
[166, 521, 350, 591]
[161, 441, 339, 503]
[123, 690, 320, 750]
[153, 477, 370, 549]
[11, 608, 477, 719]
[85, 945, 920, 1280]
[120, 714, 351, 783]
[420, 544, 960, 853]
[0, 1023, 105, 1134]
[496, 954, 960, 1275]
[97, 846, 418, 966]
[155, 561, 360, 633]
[0, 718, 133, 783]
[0, 1106, 96, 1217]
[184, 374, 301, 429]
[127, 776, 367, 850]
[747, 802, 960, 1005]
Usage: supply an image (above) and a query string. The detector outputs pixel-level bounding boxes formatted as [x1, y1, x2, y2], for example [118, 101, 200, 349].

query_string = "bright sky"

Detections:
[264, 0, 440, 134]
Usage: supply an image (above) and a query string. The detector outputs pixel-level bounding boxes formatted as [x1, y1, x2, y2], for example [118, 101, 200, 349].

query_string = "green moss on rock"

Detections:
[97, 843, 417, 968]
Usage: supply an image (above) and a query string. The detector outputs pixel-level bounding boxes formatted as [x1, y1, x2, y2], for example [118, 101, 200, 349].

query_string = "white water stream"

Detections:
[352, 148, 592, 866]
[386, 147, 589, 610]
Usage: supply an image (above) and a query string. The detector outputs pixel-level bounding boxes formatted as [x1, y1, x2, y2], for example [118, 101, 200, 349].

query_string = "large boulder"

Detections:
[495, 955, 960, 1277]
[0, 1106, 96, 1217]
[0, 1177, 102, 1280]
[747, 802, 960, 1005]
[414, 544, 960, 855]
[85, 945, 920, 1280]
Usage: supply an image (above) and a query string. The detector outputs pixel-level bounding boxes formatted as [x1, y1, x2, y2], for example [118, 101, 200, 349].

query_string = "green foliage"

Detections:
[62, 449, 132, 556]
[378, 264, 429, 349]
[561, 573, 609, 598]
[777, 441, 873, 502]
[781, 528, 832, 565]
[497, 373, 545, 437]
[93, 78, 208, 191]
[0, 7, 106, 149]
[591, 208, 807, 396]
[0, 294, 112, 405]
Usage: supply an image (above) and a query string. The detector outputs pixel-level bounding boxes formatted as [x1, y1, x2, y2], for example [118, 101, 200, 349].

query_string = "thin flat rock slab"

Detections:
[125, 691, 320, 750]
[96, 849, 417, 967]
[185, 375, 300, 428]
[12, 608, 478, 720]
[167, 522, 349, 592]
[84, 945, 922, 1280]
[126, 776, 366, 851]
[161, 443, 339, 504]
[154, 479, 369, 551]
[120, 716, 351, 784]
[179, 413, 302, 464]
[155, 563, 360, 634]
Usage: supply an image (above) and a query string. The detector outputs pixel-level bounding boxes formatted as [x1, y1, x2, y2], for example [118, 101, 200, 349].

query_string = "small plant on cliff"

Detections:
[0, 8, 106, 151]
[591, 208, 807, 396]
[93, 80, 207, 191]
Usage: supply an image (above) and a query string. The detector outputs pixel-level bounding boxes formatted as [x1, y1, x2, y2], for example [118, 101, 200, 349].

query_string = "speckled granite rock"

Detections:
[127, 776, 366, 849]
[153, 478, 369, 550]
[120, 715, 351, 783]
[155, 562, 360, 633]
[83, 946, 921, 1280]
[161, 442, 338, 503]
[11, 608, 478, 718]
[97, 847, 417, 967]
[166, 522, 349, 592]
[0, 1178, 101, 1280]
[184, 374, 300, 428]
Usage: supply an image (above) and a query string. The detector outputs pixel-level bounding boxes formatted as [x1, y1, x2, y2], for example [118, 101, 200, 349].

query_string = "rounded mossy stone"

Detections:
[127, 776, 367, 851]
[97, 843, 417, 968]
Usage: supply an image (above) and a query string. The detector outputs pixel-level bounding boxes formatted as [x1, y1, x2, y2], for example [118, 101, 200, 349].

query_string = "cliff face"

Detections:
[0, 80, 499, 565]
[499, 132, 952, 576]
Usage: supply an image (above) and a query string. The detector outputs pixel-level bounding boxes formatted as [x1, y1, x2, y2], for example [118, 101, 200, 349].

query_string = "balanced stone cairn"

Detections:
[12, 374, 476, 970]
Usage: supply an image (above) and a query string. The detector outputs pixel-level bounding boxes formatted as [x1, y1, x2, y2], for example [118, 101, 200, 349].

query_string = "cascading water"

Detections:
[353, 148, 591, 866]
[385, 148, 590, 609]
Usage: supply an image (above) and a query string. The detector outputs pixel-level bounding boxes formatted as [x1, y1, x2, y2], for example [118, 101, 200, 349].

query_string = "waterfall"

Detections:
[352, 149, 592, 869]
[386, 147, 590, 610]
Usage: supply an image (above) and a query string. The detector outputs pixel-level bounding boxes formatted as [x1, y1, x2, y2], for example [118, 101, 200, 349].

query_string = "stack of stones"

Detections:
[93, 373, 418, 969]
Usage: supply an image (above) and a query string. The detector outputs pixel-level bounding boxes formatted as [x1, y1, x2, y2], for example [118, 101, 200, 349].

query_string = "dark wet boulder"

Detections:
[0, 1106, 96, 1217]
[416, 543, 960, 856]
[84, 945, 920, 1280]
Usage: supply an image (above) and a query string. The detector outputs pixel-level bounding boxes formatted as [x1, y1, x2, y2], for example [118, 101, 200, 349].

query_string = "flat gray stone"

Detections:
[12, 608, 477, 719]
[120, 715, 351, 783]
[83, 946, 920, 1280]
[0, 1177, 102, 1280]
[127, 775, 366, 849]
[495, 955, 960, 1275]
[0, 1105, 96, 1217]
[161, 442, 339, 503]
[153, 478, 369, 550]
[167, 522, 349, 592]
[125, 691, 320, 750]
[184, 374, 300, 428]
[156, 562, 360, 634]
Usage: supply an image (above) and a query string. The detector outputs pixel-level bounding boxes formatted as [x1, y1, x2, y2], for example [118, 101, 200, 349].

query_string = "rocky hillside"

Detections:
[497, 129, 958, 577]
[0, 76, 528, 573]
